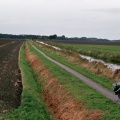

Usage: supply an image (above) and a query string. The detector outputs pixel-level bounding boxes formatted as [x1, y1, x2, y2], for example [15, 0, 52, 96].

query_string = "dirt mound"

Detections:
[25, 42, 103, 120]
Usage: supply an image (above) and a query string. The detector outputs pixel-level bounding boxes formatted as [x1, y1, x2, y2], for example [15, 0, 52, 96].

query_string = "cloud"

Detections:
[0, 0, 120, 39]
[90, 8, 120, 13]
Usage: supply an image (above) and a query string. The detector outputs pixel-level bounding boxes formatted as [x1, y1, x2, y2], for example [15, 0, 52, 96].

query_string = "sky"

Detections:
[0, 0, 120, 40]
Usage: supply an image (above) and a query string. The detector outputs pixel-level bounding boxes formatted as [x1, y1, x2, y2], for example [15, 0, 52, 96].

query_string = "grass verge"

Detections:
[45, 41, 120, 64]
[1, 43, 52, 120]
[28, 41, 120, 120]
[25, 42, 103, 120]
[32, 41, 113, 90]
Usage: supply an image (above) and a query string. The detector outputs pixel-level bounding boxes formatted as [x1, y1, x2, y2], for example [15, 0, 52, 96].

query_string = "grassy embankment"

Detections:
[1, 43, 52, 120]
[26, 42, 103, 120]
[45, 41, 120, 64]
[32, 41, 113, 90]
[28, 41, 120, 120]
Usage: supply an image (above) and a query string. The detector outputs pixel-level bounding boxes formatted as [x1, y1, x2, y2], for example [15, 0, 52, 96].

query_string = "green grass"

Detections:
[28, 41, 120, 120]
[1, 43, 52, 120]
[45, 41, 120, 64]
[32, 41, 113, 91]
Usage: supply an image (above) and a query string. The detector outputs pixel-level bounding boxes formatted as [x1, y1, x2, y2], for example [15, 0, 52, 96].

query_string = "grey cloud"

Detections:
[90, 8, 120, 13]
[0, 0, 120, 39]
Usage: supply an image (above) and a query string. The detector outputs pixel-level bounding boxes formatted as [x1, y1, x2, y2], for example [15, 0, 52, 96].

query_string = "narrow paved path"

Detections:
[30, 42, 120, 104]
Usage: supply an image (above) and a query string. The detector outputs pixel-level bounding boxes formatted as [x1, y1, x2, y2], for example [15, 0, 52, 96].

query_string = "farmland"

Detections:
[1, 39, 120, 120]
[33, 41, 119, 89]
[45, 41, 120, 64]
[0, 39, 23, 114]
[27, 41, 120, 119]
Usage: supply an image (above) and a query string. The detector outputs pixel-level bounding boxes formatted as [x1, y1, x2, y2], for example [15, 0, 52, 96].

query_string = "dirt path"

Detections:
[30, 42, 120, 104]
[0, 41, 15, 48]
[0, 41, 23, 113]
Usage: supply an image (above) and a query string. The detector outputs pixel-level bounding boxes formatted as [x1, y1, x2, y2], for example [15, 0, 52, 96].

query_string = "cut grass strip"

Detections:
[2, 43, 52, 120]
[25, 42, 103, 120]
[32, 41, 113, 90]
[28, 41, 120, 120]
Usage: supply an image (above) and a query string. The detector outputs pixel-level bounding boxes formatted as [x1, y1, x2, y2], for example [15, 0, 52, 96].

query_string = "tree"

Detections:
[49, 34, 57, 39]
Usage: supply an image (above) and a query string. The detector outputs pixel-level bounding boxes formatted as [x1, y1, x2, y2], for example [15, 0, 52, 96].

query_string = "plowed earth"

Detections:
[25, 42, 103, 120]
[0, 40, 23, 113]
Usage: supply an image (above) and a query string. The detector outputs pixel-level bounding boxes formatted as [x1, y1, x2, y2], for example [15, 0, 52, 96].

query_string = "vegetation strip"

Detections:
[28, 41, 120, 120]
[30, 42, 119, 103]
[38, 41, 120, 82]
[26, 42, 103, 120]
[33, 41, 114, 91]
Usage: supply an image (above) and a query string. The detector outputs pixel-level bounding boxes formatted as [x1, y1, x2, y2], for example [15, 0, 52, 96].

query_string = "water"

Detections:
[80, 54, 120, 71]
[36, 41, 61, 50]
[36, 40, 120, 71]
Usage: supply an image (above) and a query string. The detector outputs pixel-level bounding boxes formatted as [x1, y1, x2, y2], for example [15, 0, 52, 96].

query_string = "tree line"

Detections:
[0, 33, 120, 43]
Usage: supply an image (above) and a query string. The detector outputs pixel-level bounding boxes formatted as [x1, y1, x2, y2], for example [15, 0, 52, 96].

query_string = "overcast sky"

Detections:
[0, 0, 120, 40]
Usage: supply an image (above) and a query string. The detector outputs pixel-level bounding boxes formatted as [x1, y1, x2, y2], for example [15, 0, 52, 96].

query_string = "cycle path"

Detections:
[30, 42, 120, 104]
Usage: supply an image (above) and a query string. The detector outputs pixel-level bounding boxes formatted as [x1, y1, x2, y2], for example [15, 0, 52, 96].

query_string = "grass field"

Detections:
[28, 41, 120, 120]
[45, 41, 120, 64]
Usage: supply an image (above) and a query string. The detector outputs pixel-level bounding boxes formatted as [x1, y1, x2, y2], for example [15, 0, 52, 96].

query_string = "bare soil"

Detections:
[0, 40, 23, 113]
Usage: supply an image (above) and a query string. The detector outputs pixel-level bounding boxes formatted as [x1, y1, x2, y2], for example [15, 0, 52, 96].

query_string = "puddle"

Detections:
[80, 54, 120, 71]
[36, 41, 61, 50]
[36, 40, 120, 72]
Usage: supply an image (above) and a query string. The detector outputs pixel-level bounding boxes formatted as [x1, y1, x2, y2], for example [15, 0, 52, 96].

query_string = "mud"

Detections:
[0, 40, 23, 113]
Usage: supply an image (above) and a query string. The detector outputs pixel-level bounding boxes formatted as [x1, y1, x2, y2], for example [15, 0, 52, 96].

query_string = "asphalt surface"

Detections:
[30, 42, 120, 104]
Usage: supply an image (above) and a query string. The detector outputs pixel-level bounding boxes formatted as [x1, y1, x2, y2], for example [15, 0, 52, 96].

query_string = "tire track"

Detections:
[0, 41, 15, 48]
